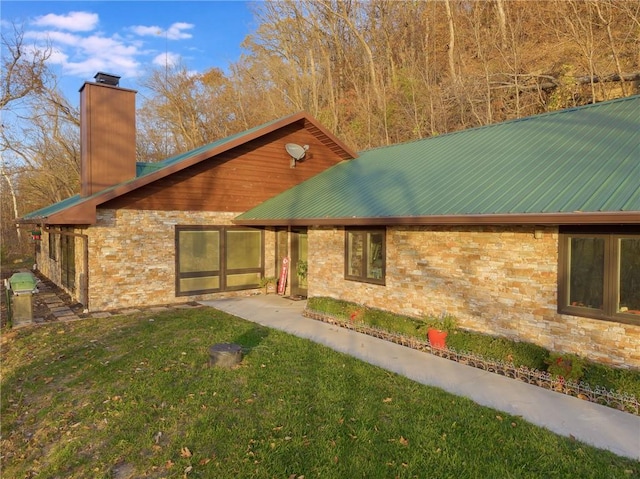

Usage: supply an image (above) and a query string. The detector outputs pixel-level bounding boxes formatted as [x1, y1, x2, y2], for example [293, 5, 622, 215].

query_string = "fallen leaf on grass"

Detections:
[166, 460, 175, 469]
[383, 397, 392, 403]
[399, 436, 409, 446]
[181, 446, 192, 457]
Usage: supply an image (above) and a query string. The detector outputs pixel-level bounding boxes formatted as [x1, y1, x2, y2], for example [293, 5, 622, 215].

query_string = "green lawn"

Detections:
[1, 307, 638, 478]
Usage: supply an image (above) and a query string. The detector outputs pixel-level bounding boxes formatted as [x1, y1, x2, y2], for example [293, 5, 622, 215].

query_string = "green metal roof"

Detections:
[21, 194, 84, 221]
[236, 95, 640, 225]
[22, 160, 164, 221]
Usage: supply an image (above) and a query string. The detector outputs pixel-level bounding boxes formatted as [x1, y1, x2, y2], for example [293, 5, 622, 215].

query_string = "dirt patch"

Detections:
[111, 462, 137, 479]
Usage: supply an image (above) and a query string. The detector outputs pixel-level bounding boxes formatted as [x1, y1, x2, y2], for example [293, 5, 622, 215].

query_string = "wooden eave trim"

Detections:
[234, 211, 640, 227]
[301, 115, 359, 159]
[25, 206, 97, 226]
[16, 197, 99, 225]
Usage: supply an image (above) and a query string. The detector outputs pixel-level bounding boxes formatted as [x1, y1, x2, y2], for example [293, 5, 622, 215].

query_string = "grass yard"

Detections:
[1, 307, 638, 479]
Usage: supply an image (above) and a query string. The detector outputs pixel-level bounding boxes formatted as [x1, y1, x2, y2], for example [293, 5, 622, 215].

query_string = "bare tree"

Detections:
[137, 63, 243, 159]
[1, 24, 56, 256]
[1, 23, 52, 110]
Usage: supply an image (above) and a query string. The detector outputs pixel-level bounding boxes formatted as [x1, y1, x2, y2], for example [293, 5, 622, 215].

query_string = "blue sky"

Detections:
[1, 1, 257, 106]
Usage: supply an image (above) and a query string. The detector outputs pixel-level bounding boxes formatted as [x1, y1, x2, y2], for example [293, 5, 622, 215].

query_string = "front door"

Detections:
[290, 228, 308, 298]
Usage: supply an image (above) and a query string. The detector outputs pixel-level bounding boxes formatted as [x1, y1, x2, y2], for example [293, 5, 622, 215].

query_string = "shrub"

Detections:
[363, 307, 424, 337]
[583, 363, 640, 398]
[447, 330, 548, 370]
[424, 313, 457, 332]
[545, 353, 586, 382]
[307, 296, 354, 319]
[305, 297, 639, 398]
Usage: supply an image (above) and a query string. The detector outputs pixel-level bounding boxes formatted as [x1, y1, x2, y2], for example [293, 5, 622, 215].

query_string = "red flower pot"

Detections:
[428, 328, 448, 349]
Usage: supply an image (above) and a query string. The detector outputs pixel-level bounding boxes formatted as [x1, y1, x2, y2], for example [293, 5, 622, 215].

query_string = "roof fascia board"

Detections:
[18, 206, 97, 225]
[234, 211, 640, 227]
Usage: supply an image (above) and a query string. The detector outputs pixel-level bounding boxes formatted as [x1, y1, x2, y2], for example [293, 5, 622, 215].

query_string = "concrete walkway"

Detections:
[202, 295, 640, 461]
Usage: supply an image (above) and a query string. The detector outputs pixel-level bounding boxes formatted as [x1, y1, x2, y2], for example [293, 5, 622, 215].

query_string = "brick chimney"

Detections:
[80, 72, 137, 197]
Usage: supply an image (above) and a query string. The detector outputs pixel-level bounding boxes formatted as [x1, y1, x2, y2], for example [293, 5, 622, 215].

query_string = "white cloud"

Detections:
[166, 22, 193, 40]
[133, 22, 193, 40]
[66, 34, 142, 77]
[24, 29, 142, 78]
[153, 52, 181, 68]
[48, 49, 69, 66]
[32, 11, 98, 32]
[18, 10, 198, 87]
[131, 25, 164, 37]
[26, 30, 82, 46]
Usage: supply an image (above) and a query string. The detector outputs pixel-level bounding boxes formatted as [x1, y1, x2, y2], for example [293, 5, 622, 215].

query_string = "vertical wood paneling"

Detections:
[102, 124, 348, 212]
[80, 82, 137, 197]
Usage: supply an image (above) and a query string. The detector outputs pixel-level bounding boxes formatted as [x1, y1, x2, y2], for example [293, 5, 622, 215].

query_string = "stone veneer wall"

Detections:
[84, 209, 276, 311]
[37, 232, 58, 285]
[308, 225, 640, 369]
[37, 229, 88, 307]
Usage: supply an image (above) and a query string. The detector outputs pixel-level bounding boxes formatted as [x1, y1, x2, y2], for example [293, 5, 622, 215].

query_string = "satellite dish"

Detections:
[285, 143, 309, 167]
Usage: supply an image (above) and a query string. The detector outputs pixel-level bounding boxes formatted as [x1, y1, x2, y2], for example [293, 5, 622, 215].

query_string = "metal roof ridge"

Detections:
[357, 94, 640, 155]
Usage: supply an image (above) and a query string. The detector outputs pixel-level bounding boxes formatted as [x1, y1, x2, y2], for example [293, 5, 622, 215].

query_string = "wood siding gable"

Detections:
[103, 121, 349, 212]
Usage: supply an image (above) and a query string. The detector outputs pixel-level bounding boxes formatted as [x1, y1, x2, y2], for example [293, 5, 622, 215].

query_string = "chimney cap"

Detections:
[94, 72, 120, 86]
